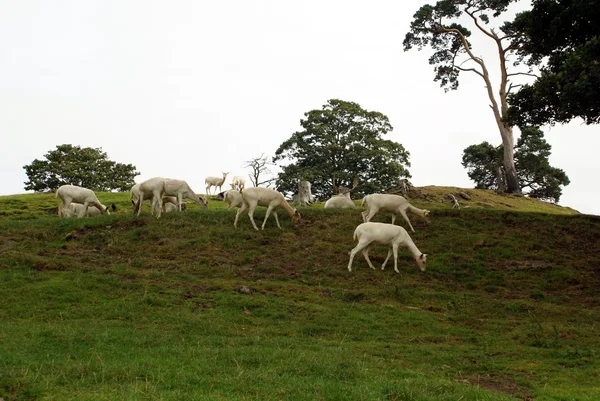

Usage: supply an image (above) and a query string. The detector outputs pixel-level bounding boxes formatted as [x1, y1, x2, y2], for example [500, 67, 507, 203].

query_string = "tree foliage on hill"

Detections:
[462, 127, 570, 202]
[506, 0, 600, 126]
[23, 144, 139, 192]
[273, 99, 411, 200]
[403, 0, 536, 195]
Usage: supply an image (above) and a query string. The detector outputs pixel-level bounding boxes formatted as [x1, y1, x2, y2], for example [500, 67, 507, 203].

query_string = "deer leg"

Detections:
[400, 210, 415, 232]
[364, 208, 378, 223]
[234, 202, 248, 228]
[382, 248, 392, 270]
[262, 205, 274, 230]
[348, 240, 368, 272]
[247, 202, 259, 231]
[362, 246, 376, 270]
[272, 210, 281, 229]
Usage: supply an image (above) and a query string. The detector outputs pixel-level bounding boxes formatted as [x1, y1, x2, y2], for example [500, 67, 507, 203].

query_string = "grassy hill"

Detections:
[0, 188, 598, 400]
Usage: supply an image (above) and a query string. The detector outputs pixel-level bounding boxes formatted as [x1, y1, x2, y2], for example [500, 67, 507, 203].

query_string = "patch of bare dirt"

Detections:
[458, 374, 533, 400]
[505, 260, 552, 271]
[0, 239, 17, 252]
[64, 227, 92, 241]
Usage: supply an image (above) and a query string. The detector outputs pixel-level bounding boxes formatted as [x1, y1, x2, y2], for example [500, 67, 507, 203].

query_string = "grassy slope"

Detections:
[0, 189, 598, 400]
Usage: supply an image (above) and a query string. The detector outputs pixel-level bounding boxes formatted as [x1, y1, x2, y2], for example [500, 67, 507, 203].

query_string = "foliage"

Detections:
[403, 0, 525, 194]
[244, 153, 276, 188]
[461, 141, 503, 190]
[23, 144, 139, 192]
[462, 127, 570, 202]
[506, 0, 600, 126]
[273, 99, 411, 199]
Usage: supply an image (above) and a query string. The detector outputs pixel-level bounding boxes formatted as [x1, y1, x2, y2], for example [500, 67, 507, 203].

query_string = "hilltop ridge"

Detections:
[0, 185, 581, 220]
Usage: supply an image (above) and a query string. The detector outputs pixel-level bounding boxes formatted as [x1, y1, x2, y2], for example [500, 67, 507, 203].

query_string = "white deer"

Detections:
[348, 222, 427, 274]
[205, 172, 229, 195]
[361, 194, 430, 233]
[234, 187, 301, 230]
[56, 185, 110, 218]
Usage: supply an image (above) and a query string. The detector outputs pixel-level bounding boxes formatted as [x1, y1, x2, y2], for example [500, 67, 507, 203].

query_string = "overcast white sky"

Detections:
[1, 0, 598, 215]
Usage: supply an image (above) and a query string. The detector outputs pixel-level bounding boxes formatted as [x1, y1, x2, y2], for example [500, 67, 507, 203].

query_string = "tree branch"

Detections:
[453, 54, 485, 78]
[507, 82, 523, 94]
[438, 26, 484, 68]
[438, 23, 503, 125]
[455, 65, 485, 78]
[507, 72, 540, 79]
[503, 43, 523, 54]
[465, 7, 498, 42]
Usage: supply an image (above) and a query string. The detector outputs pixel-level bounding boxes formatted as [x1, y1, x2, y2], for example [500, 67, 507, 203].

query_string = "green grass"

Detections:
[0, 189, 598, 400]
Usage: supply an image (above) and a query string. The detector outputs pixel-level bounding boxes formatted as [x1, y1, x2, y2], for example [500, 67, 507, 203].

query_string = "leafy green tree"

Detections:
[403, 0, 540, 195]
[462, 127, 570, 202]
[461, 142, 505, 191]
[505, 0, 600, 126]
[273, 99, 411, 200]
[23, 144, 139, 192]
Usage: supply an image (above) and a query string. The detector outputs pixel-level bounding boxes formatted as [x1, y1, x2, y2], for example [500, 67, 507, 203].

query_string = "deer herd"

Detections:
[55, 176, 430, 274]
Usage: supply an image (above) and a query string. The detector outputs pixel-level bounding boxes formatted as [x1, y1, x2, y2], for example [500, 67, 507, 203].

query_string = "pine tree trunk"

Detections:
[495, 166, 506, 193]
[500, 126, 520, 194]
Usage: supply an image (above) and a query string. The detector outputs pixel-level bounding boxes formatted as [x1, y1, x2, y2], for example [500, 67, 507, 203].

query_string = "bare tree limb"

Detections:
[507, 72, 540, 79]
[455, 65, 485, 78]
[507, 82, 523, 94]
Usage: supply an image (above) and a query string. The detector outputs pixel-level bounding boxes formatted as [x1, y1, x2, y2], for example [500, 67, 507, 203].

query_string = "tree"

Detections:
[403, 0, 539, 194]
[461, 141, 506, 191]
[24, 144, 139, 192]
[505, 0, 600, 126]
[461, 127, 570, 202]
[273, 99, 411, 200]
[244, 153, 276, 188]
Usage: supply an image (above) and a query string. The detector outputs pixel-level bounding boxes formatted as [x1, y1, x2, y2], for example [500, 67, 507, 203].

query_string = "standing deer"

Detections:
[205, 172, 229, 195]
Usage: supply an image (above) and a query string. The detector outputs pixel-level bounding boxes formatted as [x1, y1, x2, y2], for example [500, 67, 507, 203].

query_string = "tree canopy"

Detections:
[24, 144, 139, 192]
[462, 127, 570, 202]
[403, 0, 530, 194]
[506, 0, 600, 126]
[273, 99, 411, 200]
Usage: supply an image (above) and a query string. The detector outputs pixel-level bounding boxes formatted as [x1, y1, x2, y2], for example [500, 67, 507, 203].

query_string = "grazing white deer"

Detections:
[205, 172, 229, 195]
[56, 185, 110, 218]
[130, 183, 177, 213]
[217, 189, 244, 210]
[234, 187, 301, 230]
[361, 194, 430, 233]
[133, 177, 168, 218]
[163, 179, 207, 211]
[348, 222, 427, 274]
